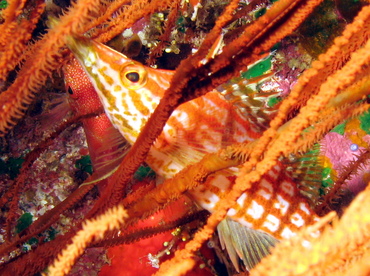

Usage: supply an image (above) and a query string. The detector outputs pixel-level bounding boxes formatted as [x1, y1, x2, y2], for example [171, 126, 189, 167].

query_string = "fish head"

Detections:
[66, 36, 174, 144]
[64, 58, 103, 116]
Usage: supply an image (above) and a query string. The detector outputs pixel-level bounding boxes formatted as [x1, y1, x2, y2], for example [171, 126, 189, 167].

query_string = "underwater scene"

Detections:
[1, 0, 370, 275]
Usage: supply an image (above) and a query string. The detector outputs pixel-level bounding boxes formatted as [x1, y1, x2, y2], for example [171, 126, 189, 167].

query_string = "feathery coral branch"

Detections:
[0, 0, 104, 136]
[252, 184, 370, 274]
[47, 204, 128, 276]
[154, 3, 370, 274]
[1, 0, 370, 275]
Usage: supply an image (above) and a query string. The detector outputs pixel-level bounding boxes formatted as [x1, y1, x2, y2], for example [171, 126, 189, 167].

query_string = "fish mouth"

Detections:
[66, 36, 98, 69]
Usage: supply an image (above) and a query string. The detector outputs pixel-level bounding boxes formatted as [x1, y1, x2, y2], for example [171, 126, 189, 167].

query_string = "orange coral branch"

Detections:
[316, 148, 370, 215]
[92, 0, 242, 214]
[292, 4, 370, 110]
[0, 0, 104, 136]
[147, 0, 181, 65]
[86, 0, 131, 35]
[291, 102, 370, 154]
[155, 3, 370, 275]
[209, 0, 317, 73]
[127, 150, 240, 219]
[256, 4, 370, 153]
[341, 245, 370, 276]
[1, 116, 85, 242]
[2, 0, 370, 275]
[95, 0, 174, 43]
[0, 0, 28, 47]
[93, 210, 208, 248]
[251, 185, 370, 274]
[184, 0, 324, 102]
[240, 3, 370, 177]
[47, 204, 128, 276]
[0, 0, 45, 81]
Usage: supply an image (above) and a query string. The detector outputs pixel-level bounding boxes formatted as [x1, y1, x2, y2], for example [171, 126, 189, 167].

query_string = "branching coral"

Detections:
[252, 185, 370, 274]
[1, 0, 370, 275]
[48, 204, 128, 276]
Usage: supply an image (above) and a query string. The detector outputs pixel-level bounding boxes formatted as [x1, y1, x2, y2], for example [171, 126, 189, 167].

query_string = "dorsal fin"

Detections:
[218, 72, 279, 132]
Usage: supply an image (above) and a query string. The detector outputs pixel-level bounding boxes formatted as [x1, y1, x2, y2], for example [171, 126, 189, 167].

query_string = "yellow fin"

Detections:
[217, 218, 278, 272]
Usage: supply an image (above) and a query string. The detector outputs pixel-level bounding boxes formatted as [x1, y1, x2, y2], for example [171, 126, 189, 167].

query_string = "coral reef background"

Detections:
[1, 0, 370, 275]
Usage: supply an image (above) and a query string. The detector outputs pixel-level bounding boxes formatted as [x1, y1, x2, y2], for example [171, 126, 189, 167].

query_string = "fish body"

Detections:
[192, 163, 317, 240]
[67, 36, 320, 269]
[67, 38, 258, 178]
[64, 59, 129, 184]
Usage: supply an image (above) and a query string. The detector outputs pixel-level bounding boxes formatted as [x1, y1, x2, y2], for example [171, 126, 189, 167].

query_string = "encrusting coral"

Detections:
[1, 0, 370, 275]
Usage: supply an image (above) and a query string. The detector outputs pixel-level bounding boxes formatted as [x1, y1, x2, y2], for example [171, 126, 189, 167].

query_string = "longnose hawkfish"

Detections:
[66, 36, 321, 271]
[64, 60, 217, 275]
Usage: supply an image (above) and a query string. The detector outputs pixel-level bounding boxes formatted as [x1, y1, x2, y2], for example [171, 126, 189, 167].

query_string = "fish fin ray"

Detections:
[217, 218, 278, 272]
[81, 126, 130, 186]
[219, 72, 279, 132]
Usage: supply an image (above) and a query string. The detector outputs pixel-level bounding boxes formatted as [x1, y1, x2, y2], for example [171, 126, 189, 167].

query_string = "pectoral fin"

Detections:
[217, 218, 278, 272]
[81, 125, 130, 186]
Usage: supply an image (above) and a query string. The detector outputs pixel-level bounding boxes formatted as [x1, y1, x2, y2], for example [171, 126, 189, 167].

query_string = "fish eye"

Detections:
[125, 72, 140, 82]
[67, 87, 73, 95]
[120, 63, 147, 89]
